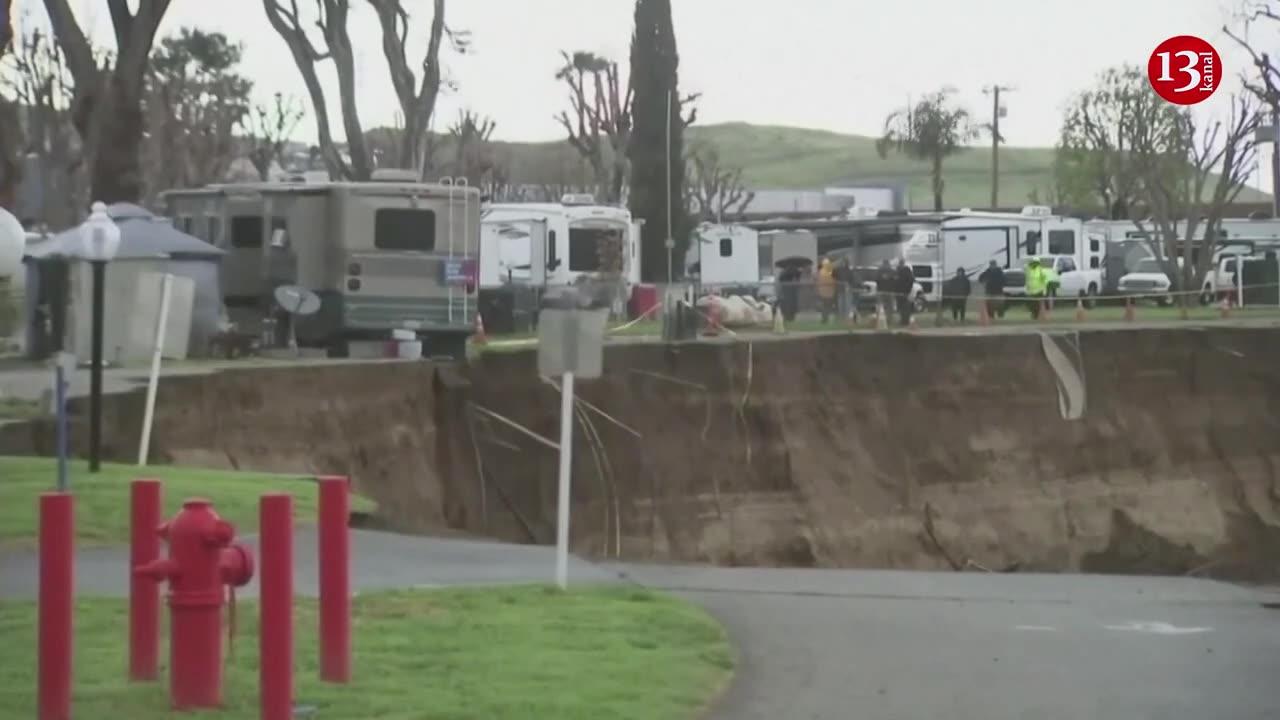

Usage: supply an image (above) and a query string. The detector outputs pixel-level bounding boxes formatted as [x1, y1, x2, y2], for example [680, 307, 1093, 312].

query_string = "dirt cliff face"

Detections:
[5, 328, 1279, 580]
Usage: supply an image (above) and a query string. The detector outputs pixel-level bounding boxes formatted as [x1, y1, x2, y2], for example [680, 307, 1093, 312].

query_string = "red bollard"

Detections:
[129, 479, 162, 682]
[38, 493, 74, 720]
[135, 499, 255, 710]
[260, 494, 294, 720]
[318, 476, 351, 683]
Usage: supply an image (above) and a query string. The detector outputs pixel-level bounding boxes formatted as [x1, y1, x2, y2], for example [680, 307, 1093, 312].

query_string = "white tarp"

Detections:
[696, 294, 774, 327]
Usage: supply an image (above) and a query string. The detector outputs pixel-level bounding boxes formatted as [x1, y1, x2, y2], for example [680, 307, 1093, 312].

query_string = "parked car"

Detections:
[1117, 258, 1180, 306]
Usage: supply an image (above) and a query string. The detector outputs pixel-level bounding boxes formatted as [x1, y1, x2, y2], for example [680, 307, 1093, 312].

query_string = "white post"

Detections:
[554, 370, 575, 589]
[137, 274, 173, 466]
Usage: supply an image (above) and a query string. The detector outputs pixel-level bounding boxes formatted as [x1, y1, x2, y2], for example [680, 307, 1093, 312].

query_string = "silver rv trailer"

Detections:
[161, 178, 481, 358]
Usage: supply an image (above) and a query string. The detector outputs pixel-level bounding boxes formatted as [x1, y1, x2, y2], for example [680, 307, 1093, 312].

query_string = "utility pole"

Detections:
[983, 85, 1013, 210]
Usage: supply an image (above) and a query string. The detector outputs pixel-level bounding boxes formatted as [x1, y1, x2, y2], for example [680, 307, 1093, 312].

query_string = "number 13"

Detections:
[1155, 51, 1202, 93]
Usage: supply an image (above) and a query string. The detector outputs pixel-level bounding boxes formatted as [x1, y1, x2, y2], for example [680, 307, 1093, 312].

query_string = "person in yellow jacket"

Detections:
[816, 257, 837, 323]
[1025, 257, 1053, 320]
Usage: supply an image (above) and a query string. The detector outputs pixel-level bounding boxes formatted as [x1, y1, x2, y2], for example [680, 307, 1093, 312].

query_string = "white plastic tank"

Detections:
[0, 206, 24, 279]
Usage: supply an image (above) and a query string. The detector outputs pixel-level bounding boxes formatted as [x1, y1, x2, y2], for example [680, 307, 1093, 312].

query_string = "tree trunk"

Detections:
[86, 82, 147, 204]
[931, 155, 944, 211]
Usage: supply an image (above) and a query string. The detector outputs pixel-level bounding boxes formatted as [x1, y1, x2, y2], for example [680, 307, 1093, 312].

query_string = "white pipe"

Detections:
[554, 371, 575, 589]
[137, 273, 173, 466]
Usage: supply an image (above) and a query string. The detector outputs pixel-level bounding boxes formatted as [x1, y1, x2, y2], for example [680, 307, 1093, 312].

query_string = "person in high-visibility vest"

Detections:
[1025, 257, 1051, 320]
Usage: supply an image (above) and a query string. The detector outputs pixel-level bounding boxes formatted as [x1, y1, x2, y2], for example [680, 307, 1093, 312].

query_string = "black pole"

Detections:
[88, 259, 106, 473]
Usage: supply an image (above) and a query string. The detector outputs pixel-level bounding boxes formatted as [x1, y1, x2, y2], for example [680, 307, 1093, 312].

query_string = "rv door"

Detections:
[628, 221, 643, 285]
[527, 218, 549, 285]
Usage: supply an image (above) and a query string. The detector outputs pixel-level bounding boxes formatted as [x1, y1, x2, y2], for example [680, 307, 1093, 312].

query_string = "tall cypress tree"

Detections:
[628, 0, 687, 283]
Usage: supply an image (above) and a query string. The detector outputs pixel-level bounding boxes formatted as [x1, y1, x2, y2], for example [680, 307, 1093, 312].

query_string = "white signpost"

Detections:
[537, 290, 607, 589]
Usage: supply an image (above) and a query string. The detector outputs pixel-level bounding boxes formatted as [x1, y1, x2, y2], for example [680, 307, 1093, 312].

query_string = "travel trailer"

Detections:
[161, 174, 482, 358]
[480, 196, 642, 291]
[927, 207, 1104, 303]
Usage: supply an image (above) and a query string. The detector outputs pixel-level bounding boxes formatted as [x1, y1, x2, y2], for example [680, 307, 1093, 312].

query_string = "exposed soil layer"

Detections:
[6, 328, 1280, 580]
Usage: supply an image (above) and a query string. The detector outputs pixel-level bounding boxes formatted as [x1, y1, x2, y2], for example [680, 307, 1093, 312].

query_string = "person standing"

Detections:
[875, 259, 896, 322]
[816, 257, 837, 323]
[1025, 257, 1049, 320]
[978, 260, 1006, 320]
[946, 267, 971, 322]
[895, 258, 915, 327]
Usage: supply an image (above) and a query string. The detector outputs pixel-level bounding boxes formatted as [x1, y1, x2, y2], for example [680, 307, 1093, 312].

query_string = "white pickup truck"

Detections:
[1001, 255, 1104, 305]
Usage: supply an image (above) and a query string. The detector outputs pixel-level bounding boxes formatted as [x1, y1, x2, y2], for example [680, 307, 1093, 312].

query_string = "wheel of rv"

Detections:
[1199, 285, 1213, 305]
[912, 293, 927, 314]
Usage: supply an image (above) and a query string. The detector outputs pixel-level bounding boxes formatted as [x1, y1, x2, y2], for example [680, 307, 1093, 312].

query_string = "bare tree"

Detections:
[554, 50, 632, 202]
[877, 88, 978, 211]
[0, 25, 86, 227]
[446, 109, 496, 186]
[43, 0, 173, 204]
[248, 93, 305, 180]
[685, 142, 754, 222]
[263, 0, 463, 180]
[1130, 93, 1260, 302]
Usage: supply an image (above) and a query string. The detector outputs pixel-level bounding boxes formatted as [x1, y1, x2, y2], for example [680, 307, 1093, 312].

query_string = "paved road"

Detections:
[7, 532, 1280, 718]
[616, 563, 1280, 720]
[0, 529, 615, 600]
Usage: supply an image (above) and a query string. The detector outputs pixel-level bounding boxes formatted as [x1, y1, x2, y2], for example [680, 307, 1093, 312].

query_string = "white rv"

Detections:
[923, 206, 1105, 303]
[480, 195, 642, 290]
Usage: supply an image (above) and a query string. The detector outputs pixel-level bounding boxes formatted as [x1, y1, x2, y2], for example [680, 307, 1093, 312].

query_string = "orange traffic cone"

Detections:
[1074, 297, 1086, 323]
[908, 313, 919, 332]
[474, 313, 488, 345]
[978, 299, 991, 326]
[1219, 295, 1231, 319]
[1123, 297, 1135, 322]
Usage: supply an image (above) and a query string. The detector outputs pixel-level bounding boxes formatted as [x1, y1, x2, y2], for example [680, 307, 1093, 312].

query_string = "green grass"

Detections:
[0, 396, 46, 421]
[0, 458, 376, 550]
[486, 122, 1273, 210]
[0, 586, 734, 720]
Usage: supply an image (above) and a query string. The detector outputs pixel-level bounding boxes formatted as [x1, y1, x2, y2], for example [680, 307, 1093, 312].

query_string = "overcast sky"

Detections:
[11, 0, 1279, 184]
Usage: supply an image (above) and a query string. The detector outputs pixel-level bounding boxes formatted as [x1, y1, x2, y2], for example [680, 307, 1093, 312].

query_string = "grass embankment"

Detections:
[0, 586, 734, 720]
[0, 457, 376, 550]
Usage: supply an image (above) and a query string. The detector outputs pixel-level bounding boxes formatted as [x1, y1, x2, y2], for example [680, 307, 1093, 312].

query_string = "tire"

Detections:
[913, 293, 927, 314]
[1199, 286, 1213, 305]
[1083, 284, 1098, 309]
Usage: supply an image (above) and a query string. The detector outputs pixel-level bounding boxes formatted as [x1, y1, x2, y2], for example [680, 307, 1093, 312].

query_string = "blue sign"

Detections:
[442, 258, 477, 285]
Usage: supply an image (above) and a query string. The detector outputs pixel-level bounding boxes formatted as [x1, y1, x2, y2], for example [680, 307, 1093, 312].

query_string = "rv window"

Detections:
[1025, 231, 1041, 255]
[719, 237, 732, 257]
[230, 216, 264, 249]
[758, 235, 774, 278]
[229, 215, 286, 249]
[179, 216, 193, 234]
[568, 226, 625, 272]
[374, 208, 436, 252]
[1048, 229, 1075, 255]
[1089, 257, 1099, 269]
[547, 230, 559, 268]
[1089, 237, 1100, 253]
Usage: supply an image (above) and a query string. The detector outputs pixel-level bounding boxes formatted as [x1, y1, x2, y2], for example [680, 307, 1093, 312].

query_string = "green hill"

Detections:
[486, 122, 1272, 210]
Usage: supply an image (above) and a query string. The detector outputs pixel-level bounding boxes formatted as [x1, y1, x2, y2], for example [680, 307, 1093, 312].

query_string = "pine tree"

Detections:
[628, 0, 688, 283]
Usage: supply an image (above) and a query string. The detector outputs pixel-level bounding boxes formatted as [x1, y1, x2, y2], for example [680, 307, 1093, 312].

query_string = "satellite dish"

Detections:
[274, 285, 321, 316]
[0, 206, 24, 279]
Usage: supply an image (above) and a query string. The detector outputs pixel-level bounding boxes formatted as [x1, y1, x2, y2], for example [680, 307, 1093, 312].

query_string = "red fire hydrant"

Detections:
[135, 499, 254, 710]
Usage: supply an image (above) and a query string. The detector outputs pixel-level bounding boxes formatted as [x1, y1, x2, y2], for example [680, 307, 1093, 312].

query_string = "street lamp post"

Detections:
[79, 202, 120, 473]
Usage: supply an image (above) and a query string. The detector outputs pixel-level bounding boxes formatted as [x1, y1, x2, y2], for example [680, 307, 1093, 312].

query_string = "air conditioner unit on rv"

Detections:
[1021, 205, 1052, 217]
[561, 193, 596, 206]
[371, 168, 420, 183]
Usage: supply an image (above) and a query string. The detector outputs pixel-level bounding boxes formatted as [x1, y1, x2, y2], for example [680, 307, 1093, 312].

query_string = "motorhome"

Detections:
[480, 195, 642, 291]
[161, 173, 482, 358]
